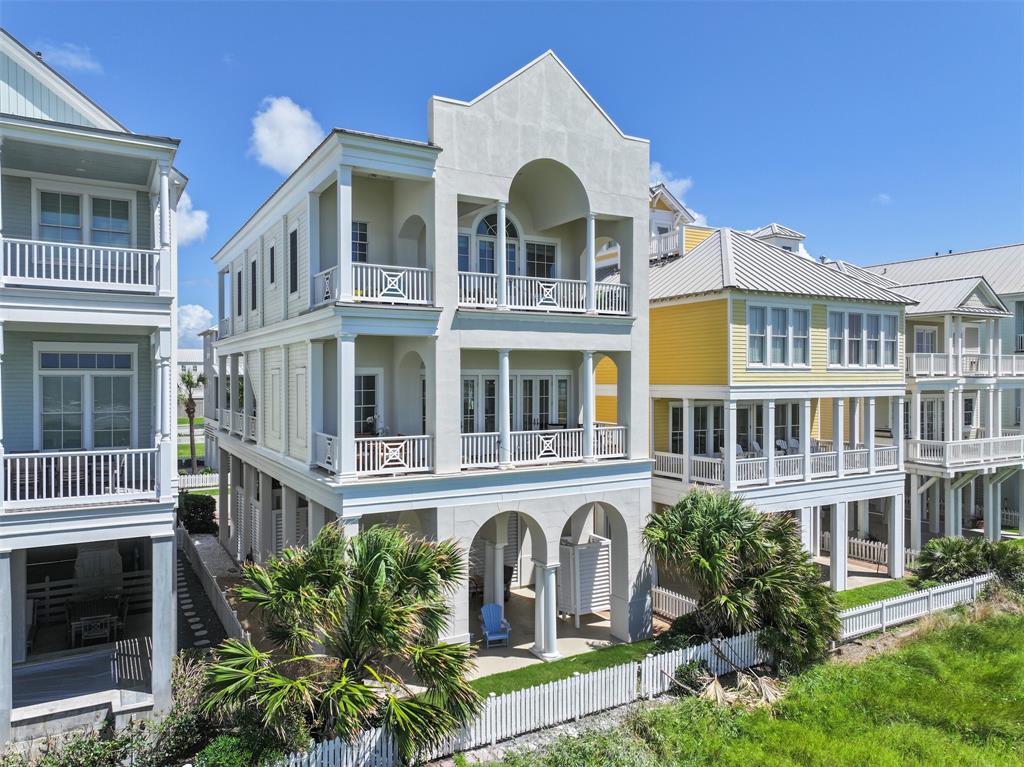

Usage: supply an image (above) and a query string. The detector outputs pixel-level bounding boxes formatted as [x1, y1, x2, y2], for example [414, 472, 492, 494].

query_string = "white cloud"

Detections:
[178, 304, 213, 348]
[649, 161, 707, 226]
[34, 41, 102, 73]
[874, 192, 892, 205]
[176, 191, 209, 246]
[249, 96, 325, 175]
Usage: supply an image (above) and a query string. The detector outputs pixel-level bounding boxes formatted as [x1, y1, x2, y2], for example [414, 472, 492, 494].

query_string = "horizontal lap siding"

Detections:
[596, 395, 617, 423]
[651, 298, 728, 386]
[595, 356, 617, 385]
[732, 299, 906, 385]
[684, 225, 716, 252]
[653, 399, 670, 451]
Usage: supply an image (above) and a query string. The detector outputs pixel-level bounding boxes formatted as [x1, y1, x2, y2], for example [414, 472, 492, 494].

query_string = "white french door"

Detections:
[519, 375, 553, 431]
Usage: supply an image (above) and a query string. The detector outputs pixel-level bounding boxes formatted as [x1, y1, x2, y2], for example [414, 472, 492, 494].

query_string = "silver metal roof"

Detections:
[750, 222, 805, 241]
[865, 243, 1024, 296]
[896, 277, 1010, 317]
[825, 259, 904, 289]
[648, 229, 912, 304]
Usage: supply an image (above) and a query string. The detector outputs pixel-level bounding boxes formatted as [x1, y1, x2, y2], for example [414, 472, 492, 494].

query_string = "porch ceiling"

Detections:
[3, 137, 153, 186]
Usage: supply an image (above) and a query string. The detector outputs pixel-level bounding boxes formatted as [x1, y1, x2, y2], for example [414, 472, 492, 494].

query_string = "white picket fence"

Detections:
[175, 527, 248, 641]
[651, 585, 699, 619]
[839, 573, 994, 640]
[178, 472, 218, 490]
[820, 531, 917, 569]
[1002, 508, 1020, 529]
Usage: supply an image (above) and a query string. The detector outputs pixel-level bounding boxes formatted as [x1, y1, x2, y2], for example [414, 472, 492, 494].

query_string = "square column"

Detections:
[337, 333, 356, 477]
[944, 479, 960, 537]
[984, 476, 999, 542]
[895, 395, 905, 467]
[930, 480, 941, 534]
[909, 474, 922, 552]
[830, 502, 849, 591]
[218, 448, 231, 547]
[496, 200, 508, 308]
[765, 399, 776, 485]
[724, 400, 737, 487]
[801, 399, 812, 480]
[799, 507, 814, 552]
[911, 390, 921, 439]
[810, 507, 822, 556]
[498, 349, 512, 466]
[888, 494, 906, 579]
[867, 397, 877, 473]
[850, 397, 862, 447]
[282, 486, 298, 548]
[151, 534, 175, 714]
[336, 165, 353, 300]
[856, 500, 870, 538]
[307, 500, 326, 543]
[582, 351, 595, 460]
[259, 471, 275, 561]
[834, 397, 846, 477]
[0, 551, 11, 743]
[585, 213, 597, 313]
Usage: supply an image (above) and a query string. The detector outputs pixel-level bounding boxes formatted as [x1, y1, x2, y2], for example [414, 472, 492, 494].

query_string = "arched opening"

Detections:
[394, 349, 428, 436]
[396, 214, 428, 269]
[507, 158, 589, 234]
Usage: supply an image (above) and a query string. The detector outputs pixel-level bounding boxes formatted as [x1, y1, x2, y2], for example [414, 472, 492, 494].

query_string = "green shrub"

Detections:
[194, 735, 251, 767]
[916, 537, 1024, 591]
[179, 492, 218, 534]
[33, 723, 148, 767]
[147, 653, 214, 764]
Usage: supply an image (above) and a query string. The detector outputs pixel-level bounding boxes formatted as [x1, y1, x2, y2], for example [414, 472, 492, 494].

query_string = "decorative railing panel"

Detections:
[351, 263, 432, 305]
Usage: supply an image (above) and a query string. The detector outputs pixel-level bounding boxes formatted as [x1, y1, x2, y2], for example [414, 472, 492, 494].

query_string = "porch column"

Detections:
[685, 399, 695, 484]
[850, 397, 862, 448]
[542, 563, 560, 659]
[496, 200, 508, 309]
[724, 400, 737, 487]
[867, 397, 877, 473]
[856, 501, 870, 538]
[810, 507, 822, 556]
[11, 551, 25, 666]
[259, 471, 274, 562]
[955, 317, 965, 374]
[801, 398, 812, 480]
[337, 333, 356, 478]
[0, 138, 4, 251]
[0, 324, 4, 511]
[888, 494, 906, 579]
[151, 534, 175, 715]
[532, 561, 545, 656]
[307, 500, 326, 543]
[944, 315, 954, 373]
[498, 349, 512, 467]
[984, 476, 999, 542]
[945, 389, 955, 442]
[158, 159, 171, 248]
[930, 480, 941, 534]
[834, 397, 846, 477]
[336, 165, 353, 300]
[229, 454, 243, 556]
[582, 351, 595, 461]
[896, 395, 906, 467]
[994, 388, 1003, 437]
[217, 448, 230, 546]
[944, 479, 960, 537]
[911, 390, 921, 439]
[765, 399, 776, 486]
[282, 486, 298, 548]
[830, 502, 849, 591]
[0, 551, 11, 743]
[585, 212, 597, 314]
[956, 388, 964, 439]
[799, 507, 813, 552]
[229, 354, 239, 429]
[242, 464, 257, 560]
[910, 474, 922, 552]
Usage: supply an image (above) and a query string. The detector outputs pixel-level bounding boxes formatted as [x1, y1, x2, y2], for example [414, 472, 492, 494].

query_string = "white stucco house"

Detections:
[0, 28, 181, 742]
[204, 51, 653, 656]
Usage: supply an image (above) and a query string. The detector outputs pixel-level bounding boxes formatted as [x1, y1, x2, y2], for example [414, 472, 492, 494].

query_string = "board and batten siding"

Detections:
[136, 191, 153, 250]
[0, 51, 93, 126]
[286, 202, 310, 321]
[288, 343, 309, 461]
[651, 298, 729, 386]
[730, 297, 905, 386]
[261, 347, 283, 453]
[1, 331, 153, 452]
[1, 174, 31, 238]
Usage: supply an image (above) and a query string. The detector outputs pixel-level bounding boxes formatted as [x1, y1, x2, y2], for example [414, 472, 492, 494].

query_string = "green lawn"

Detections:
[487, 612, 1024, 766]
[178, 441, 206, 459]
[188, 488, 219, 497]
[178, 416, 204, 426]
[834, 578, 916, 610]
[471, 640, 655, 696]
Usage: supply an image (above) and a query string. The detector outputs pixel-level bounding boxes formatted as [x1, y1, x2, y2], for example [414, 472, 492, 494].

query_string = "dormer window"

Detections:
[781, 245, 793, 252]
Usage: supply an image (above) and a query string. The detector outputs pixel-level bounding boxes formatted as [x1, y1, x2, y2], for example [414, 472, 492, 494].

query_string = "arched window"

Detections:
[477, 214, 519, 239]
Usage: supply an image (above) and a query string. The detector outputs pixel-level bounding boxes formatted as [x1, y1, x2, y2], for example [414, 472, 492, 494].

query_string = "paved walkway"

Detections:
[176, 553, 227, 650]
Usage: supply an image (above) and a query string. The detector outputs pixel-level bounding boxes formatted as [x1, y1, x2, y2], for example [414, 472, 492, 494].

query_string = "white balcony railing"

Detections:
[844, 448, 870, 474]
[3, 448, 158, 508]
[509, 428, 583, 465]
[352, 263, 432, 305]
[219, 407, 231, 430]
[650, 229, 683, 258]
[313, 266, 339, 305]
[231, 411, 244, 435]
[907, 434, 1024, 467]
[594, 425, 627, 457]
[314, 432, 338, 472]
[735, 457, 767, 486]
[997, 355, 1024, 376]
[2, 238, 159, 293]
[457, 272, 631, 315]
[775, 454, 804, 481]
[460, 427, 625, 468]
[460, 432, 500, 468]
[907, 352, 1024, 378]
[354, 435, 433, 476]
[245, 415, 257, 442]
[653, 451, 687, 478]
[689, 455, 724, 484]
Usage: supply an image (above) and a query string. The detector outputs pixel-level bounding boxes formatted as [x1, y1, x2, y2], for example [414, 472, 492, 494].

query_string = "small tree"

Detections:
[204, 524, 480, 763]
[179, 369, 207, 474]
[644, 488, 840, 673]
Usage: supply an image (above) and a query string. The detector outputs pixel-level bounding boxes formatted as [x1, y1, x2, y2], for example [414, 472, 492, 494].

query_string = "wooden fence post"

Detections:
[488, 692, 497, 746]
[573, 672, 582, 721]
[645, 653, 655, 700]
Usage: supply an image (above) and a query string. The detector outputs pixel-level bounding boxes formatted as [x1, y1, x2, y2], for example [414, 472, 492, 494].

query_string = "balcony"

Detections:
[460, 425, 627, 469]
[457, 272, 631, 315]
[906, 352, 1024, 378]
[313, 263, 433, 306]
[2, 238, 160, 294]
[650, 229, 683, 258]
[314, 432, 434, 477]
[653, 443, 900, 489]
[906, 431, 1024, 469]
[2, 448, 159, 510]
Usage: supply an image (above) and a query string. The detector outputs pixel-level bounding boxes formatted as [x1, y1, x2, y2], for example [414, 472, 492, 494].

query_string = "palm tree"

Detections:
[644, 488, 839, 672]
[178, 369, 206, 474]
[205, 524, 480, 763]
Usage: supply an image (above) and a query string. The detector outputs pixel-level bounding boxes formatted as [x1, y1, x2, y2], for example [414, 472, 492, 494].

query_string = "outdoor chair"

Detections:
[750, 440, 763, 457]
[788, 437, 801, 453]
[479, 602, 512, 648]
[775, 439, 789, 455]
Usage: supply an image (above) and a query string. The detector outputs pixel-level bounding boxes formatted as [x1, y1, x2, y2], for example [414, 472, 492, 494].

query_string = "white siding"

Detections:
[288, 343, 308, 460]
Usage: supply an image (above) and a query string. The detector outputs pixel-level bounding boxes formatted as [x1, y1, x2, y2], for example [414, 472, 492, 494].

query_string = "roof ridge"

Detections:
[870, 242, 1024, 269]
[720, 228, 735, 287]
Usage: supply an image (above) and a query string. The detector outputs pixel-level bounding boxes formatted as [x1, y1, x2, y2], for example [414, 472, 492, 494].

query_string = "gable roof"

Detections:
[432, 50, 647, 144]
[865, 243, 1024, 296]
[649, 183, 696, 224]
[750, 222, 805, 241]
[824, 259, 904, 289]
[896, 276, 1010, 317]
[646, 228, 912, 304]
[0, 27, 125, 132]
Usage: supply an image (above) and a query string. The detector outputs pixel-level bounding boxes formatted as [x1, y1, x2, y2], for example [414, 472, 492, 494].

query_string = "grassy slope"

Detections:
[490, 612, 1024, 767]
[834, 578, 916, 610]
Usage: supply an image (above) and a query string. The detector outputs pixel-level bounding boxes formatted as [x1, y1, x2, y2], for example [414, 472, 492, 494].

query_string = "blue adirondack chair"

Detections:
[480, 602, 512, 648]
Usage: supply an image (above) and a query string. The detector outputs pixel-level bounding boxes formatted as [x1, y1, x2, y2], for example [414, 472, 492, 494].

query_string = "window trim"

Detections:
[249, 258, 258, 314]
[352, 221, 369, 264]
[31, 179, 137, 248]
[268, 243, 277, 286]
[33, 342, 138, 451]
[746, 303, 811, 370]
[459, 208, 560, 277]
[354, 367, 384, 436]
[288, 228, 299, 295]
[827, 307, 901, 370]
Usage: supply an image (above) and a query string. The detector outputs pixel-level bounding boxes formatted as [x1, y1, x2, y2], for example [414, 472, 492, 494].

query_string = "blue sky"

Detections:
[6, 2, 1023, 344]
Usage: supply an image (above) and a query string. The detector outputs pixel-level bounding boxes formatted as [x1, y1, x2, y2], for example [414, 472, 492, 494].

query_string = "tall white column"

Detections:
[830, 502, 848, 591]
[944, 479, 960, 537]
[258, 471, 274, 562]
[158, 160, 171, 248]
[799, 507, 813, 552]
[496, 200, 508, 309]
[801, 398, 812, 480]
[0, 551, 11, 743]
[888, 494, 905, 579]
[984, 476, 999, 542]
[498, 349, 511, 466]
[307, 500, 325, 542]
[282, 486, 298, 548]
[910, 474, 922, 552]
[532, 561, 545, 656]
[492, 544, 506, 619]
[0, 138, 5, 252]
[956, 388, 965, 438]
[585, 212, 597, 313]
[724, 400, 737, 487]
[930, 480, 941, 534]
[151, 534, 175, 714]
[685, 399, 694, 484]
[867, 397, 877, 473]
[834, 397, 846, 477]
[218, 448, 230, 546]
[337, 333, 356, 477]
[542, 563, 559, 659]
[910, 390, 921, 439]
[0, 324, 4, 513]
[582, 351, 595, 460]
[765, 399, 776, 485]
[945, 389, 955, 441]
[994, 388, 1003, 437]
[850, 397, 862, 448]
[856, 500, 870, 538]
[337, 165, 353, 300]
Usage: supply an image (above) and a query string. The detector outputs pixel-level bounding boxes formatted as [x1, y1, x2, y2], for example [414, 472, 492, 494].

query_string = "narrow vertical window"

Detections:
[828, 311, 845, 365]
[457, 234, 470, 272]
[770, 307, 788, 365]
[670, 404, 685, 454]
[792, 309, 809, 365]
[748, 306, 766, 365]
[289, 230, 299, 294]
[269, 246, 276, 285]
[866, 314, 880, 365]
[883, 315, 898, 365]
[352, 222, 368, 263]
[847, 313, 863, 365]
[236, 270, 243, 316]
[250, 260, 258, 312]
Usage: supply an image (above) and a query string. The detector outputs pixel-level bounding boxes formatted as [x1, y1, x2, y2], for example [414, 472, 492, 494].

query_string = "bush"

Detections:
[146, 653, 214, 765]
[179, 492, 218, 534]
[32, 723, 149, 767]
[193, 735, 251, 767]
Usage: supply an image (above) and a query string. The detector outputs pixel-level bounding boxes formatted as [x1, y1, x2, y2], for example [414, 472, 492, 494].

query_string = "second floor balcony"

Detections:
[2, 238, 162, 294]
[906, 429, 1024, 470]
[313, 262, 433, 307]
[907, 352, 1024, 378]
[457, 272, 630, 315]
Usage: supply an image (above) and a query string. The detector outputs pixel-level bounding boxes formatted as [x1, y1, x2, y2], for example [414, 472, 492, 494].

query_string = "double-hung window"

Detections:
[792, 310, 809, 365]
[770, 308, 788, 365]
[748, 307, 766, 365]
[40, 192, 83, 243]
[91, 198, 131, 246]
[828, 311, 845, 365]
[847, 313, 863, 365]
[670, 404, 685, 454]
[883, 316, 898, 365]
[692, 407, 708, 455]
[749, 305, 809, 368]
[352, 222, 368, 263]
[865, 314, 881, 365]
[830, 309, 899, 368]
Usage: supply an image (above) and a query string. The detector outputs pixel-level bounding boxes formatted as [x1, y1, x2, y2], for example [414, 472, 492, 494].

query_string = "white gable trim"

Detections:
[432, 51, 648, 145]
